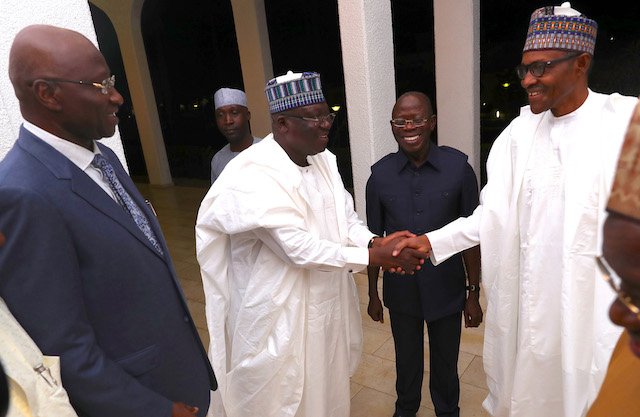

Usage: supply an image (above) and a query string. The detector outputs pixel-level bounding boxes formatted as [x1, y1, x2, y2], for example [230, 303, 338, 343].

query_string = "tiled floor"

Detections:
[137, 182, 490, 417]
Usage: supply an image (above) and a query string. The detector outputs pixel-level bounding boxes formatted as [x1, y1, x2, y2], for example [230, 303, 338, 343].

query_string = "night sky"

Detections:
[90, 0, 640, 181]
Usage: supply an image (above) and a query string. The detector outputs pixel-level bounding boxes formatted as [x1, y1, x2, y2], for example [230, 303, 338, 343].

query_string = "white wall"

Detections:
[0, 0, 127, 166]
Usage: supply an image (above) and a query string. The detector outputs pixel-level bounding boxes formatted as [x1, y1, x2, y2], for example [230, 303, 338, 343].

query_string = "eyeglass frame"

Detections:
[36, 75, 116, 95]
[390, 116, 435, 128]
[281, 112, 336, 126]
[515, 53, 582, 80]
[596, 255, 640, 319]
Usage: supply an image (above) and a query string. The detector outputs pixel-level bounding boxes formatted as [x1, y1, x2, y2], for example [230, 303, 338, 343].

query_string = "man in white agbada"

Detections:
[196, 71, 426, 417]
[393, 3, 639, 417]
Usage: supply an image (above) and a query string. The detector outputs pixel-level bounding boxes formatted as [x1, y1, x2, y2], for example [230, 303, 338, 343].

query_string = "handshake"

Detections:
[368, 231, 432, 274]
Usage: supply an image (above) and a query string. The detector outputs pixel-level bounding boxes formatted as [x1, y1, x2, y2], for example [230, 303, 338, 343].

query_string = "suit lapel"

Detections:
[18, 130, 165, 260]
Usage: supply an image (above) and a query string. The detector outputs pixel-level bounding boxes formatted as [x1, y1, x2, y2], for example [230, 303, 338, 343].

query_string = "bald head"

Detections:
[8, 25, 122, 149]
[9, 25, 100, 100]
[392, 92, 433, 118]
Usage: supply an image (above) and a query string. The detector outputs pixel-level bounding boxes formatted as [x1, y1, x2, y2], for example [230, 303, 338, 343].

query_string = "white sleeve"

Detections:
[427, 204, 482, 265]
[254, 225, 370, 273]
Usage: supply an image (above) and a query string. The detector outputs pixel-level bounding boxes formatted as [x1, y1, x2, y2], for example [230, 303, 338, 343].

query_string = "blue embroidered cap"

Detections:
[523, 2, 597, 55]
[265, 71, 325, 114]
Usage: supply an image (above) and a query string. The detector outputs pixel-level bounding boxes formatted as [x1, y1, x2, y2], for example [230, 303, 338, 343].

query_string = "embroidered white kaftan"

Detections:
[426, 91, 638, 417]
[196, 134, 373, 417]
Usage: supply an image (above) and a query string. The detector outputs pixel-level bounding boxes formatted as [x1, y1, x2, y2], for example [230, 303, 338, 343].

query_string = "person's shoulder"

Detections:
[599, 91, 639, 114]
[0, 185, 59, 218]
[212, 143, 231, 158]
[371, 152, 398, 171]
[437, 145, 468, 161]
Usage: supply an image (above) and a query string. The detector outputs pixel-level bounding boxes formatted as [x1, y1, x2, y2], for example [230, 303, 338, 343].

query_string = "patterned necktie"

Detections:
[91, 154, 164, 255]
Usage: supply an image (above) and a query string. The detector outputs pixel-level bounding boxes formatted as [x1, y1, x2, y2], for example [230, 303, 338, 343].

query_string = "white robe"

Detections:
[426, 90, 638, 417]
[195, 134, 373, 417]
[0, 299, 78, 417]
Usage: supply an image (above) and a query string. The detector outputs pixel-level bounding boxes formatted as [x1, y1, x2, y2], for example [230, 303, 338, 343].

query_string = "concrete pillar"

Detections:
[90, 0, 173, 186]
[337, 0, 396, 217]
[0, 0, 127, 165]
[433, 0, 480, 181]
[229, 0, 273, 138]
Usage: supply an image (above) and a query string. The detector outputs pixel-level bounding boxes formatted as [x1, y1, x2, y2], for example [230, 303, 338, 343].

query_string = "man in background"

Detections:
[366, 92, 481, 417]
[0, 25, 215, 417]
[210, 87, 260, 183]
[392, 3, 639, 416]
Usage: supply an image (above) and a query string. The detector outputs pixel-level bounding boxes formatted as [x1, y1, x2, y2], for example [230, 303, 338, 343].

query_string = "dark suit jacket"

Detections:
[0, 127, 215, 417]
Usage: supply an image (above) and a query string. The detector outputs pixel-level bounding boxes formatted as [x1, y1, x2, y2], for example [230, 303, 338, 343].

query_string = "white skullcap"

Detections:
[214, 88, 247, 110]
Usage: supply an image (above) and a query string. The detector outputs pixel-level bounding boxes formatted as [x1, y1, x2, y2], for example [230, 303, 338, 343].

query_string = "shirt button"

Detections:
[183, 315, 190, 323]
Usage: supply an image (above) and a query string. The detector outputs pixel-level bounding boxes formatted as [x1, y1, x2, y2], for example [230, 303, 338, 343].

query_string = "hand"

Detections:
[373, 230, 416, 248]
[367, 296, 384, 323]
[463, 294, 483, 328]
[392, 235, 431, 257]
[172, 402, 199, 417]
[370, 236, 427, 274]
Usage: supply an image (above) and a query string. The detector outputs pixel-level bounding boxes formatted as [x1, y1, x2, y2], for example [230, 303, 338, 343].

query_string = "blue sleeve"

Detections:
[0, 188, 172, 417]
[365, 173, 385, 236]
[460, 163, 479, 217]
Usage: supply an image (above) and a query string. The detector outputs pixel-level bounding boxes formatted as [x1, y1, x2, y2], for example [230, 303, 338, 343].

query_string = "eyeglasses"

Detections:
[596, 256, 640, 319]
[43, 75, 116, 95]
[283, 112, 336, 125]
[390, 117, 433, 128]
[515, 53, 581, 80]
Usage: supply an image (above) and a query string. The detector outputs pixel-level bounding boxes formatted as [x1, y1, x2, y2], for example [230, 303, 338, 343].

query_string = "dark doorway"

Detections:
[89, 3, 147, 180]
[140, 0, 243, 181]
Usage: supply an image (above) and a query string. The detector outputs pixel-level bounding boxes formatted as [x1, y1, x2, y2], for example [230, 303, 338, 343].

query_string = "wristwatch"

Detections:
[466, 284, 480, 292]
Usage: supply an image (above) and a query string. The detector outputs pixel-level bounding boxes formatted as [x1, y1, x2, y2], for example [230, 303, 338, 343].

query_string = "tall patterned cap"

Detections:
[265, 71, 325, 114]
[608, 100, 640, 220]
[214, 88, 247, 110]
[523, 2, 597, 55]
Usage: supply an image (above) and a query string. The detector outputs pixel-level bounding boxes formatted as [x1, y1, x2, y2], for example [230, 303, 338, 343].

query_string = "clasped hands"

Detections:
[368, 231, 433, 274]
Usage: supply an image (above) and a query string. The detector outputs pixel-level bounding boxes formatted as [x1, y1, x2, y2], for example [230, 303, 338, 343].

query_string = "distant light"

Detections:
[495, 110, 501, 119]
[609, 35, 615, 42]
[193, 103, 199, 109]
[331, 105, 341, 112]
[502, 82, 510, 88]
[482, 102, 487, 107]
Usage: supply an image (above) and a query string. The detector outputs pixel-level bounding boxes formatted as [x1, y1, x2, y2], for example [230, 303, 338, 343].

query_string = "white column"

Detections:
[90, 0, 173, 185]
[230, 0, 273, 139]
[338, 0, 396, 218]
[433, 0, 480, 181]
[0, 0, 127, 165]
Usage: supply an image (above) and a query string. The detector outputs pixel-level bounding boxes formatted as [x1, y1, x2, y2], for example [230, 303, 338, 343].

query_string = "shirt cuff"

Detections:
[342, 246, 369, 273]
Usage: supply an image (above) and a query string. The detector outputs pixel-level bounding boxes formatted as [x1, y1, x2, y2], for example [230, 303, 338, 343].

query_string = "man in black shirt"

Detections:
[365, 92, 482, 417]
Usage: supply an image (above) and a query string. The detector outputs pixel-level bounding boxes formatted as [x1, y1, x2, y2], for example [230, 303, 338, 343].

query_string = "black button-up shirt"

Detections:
[365, 144, 479, 321]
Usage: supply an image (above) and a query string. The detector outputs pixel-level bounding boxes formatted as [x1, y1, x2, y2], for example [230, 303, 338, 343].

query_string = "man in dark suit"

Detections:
[365, 92, 482, 417]
[0, 25, 215, 417]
